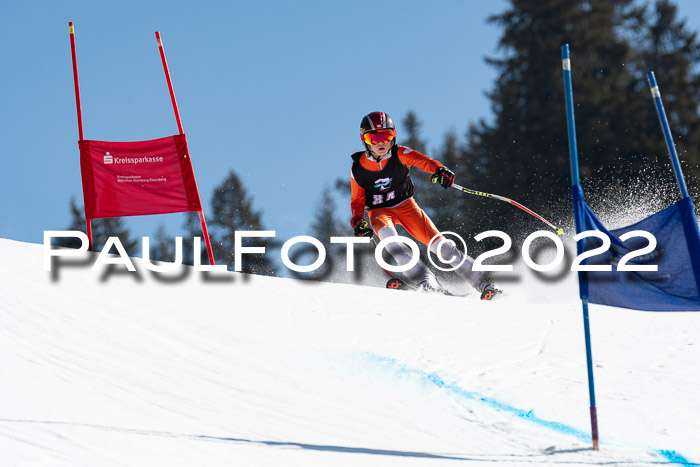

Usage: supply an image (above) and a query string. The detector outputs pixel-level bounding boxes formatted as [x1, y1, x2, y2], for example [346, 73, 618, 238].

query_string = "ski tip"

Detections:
[386, 278, 411, 290]
[480, 287, 504, 301]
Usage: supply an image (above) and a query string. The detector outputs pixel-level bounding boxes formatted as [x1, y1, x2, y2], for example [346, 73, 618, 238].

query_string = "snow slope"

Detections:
[1, 237, 699, 466]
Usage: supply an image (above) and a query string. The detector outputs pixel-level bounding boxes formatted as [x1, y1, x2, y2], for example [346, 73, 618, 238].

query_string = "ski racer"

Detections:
[350, 111, 499, 300]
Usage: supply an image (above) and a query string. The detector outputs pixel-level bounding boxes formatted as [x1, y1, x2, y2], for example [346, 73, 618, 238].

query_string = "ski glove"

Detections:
[351, 216, 373, 238]
[431, 166, 455, 189]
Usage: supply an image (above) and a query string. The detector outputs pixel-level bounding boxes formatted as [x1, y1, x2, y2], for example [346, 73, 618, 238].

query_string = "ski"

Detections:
[386, 277, 414, 291]
[480, 287, 504, 301]
[385, 278, 471, 297]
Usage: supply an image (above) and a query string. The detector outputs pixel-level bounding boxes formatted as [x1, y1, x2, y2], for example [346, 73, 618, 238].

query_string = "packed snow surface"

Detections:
[1, 238, 699, 466]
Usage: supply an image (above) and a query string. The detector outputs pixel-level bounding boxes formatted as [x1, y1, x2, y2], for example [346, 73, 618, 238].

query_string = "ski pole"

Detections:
[452, 183, 563, 235]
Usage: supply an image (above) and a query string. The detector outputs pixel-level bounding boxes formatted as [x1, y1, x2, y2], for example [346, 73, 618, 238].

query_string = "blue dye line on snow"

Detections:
[656, 450, 699, 466]
[356, 352, 697, 466]
[359, 353, 590, 442]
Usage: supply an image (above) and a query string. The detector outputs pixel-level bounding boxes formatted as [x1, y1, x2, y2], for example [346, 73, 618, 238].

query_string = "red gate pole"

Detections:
[155, 31, 215, 266]
[69, 22, 84, 140]
[155, 31, 184, 135]
[69, 22, 94, 251]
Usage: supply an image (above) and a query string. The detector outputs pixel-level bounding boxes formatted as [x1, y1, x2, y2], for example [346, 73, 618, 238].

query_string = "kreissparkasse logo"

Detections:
[102, 151, 164, 165]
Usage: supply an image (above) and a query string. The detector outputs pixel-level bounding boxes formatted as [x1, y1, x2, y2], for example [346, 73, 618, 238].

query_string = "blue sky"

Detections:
[2, 0, 699, 248]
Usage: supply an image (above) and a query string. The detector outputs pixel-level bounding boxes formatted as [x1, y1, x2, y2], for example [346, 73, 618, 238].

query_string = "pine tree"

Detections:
[149, 224, 177, 263]
[401, 111, 428, 154]
[630, 0, 700, 193]
[209, 170, 277, 275]
[181, 211, 211, 266]
[304, 186, 347, 280]
[400, 114, 469, 234]
[401, 112, 436, 220]
[425, 129, 466, 231]
[460, 0, 700, 236]
[311, 186, 346, 241]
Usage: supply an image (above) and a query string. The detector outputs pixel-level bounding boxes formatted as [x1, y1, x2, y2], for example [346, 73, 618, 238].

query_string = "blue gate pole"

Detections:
[561, 44, 600, 451]
[647, 72, 691, 199]
[647, 71, 700, 295]
[562, 45, 580, 187]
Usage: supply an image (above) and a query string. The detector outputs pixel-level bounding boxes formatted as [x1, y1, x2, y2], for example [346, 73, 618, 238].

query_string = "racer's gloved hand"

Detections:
[431, 166, 455, 189]
[351, 216, 373, 238]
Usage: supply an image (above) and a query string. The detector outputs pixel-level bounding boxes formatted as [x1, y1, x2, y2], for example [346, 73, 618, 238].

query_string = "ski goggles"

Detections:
[362, 129, 396, 146]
